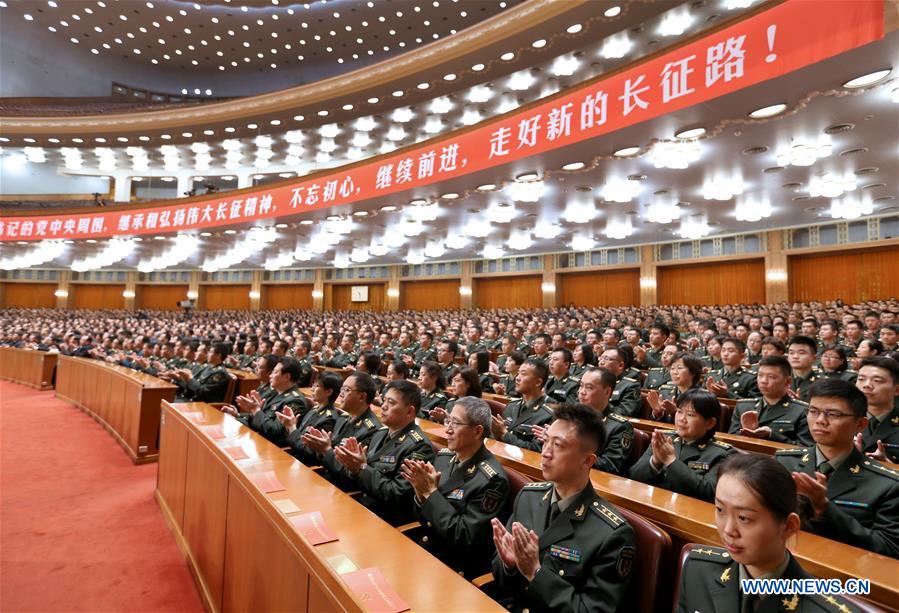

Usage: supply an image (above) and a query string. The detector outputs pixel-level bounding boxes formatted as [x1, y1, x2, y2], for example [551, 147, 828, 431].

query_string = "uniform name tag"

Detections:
[688, 461, 710, 471]
[380, 455, 396, 464]
[550, 545, 581, 563]
[834, 500, 870, 509]
[447, 488, 464, 500]
[611, 391, 621, 398]
[773, 420, 793, 424]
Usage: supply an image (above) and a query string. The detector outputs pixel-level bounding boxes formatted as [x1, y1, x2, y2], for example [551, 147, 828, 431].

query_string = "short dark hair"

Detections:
[317, 371, 343, 407]
[589, 366, 617, 390]
[535, 333, 552, 347]
[440, 339, 458, 356]
[616, 344, 635, 369]
[671, 351, 704, 385]
[553, 403, 608, 455]
[761, 336, 785, 353]
[758, 355, 792, 378]
[472, 350, 490, 374]
[262, 353, 280, 374]
[553, 347, 573, 366]
[788, 335, 818, 354]
[388, 360, 409, 379]
[577, 343, 596, 366]
[212, 342, 231, 360]
[508, 350, 527, 367]
[860, 339, 884, 355]
[420, 360, 446, 389]
[348, 372, 377, 404]
[722, 337, 746, 354]
[820, 345, 848, 371]
[808, 378, 867, 418]
[677, 388, 720, 437]
[651, 323, 671, 337]
[384, 379, 422, 411]
[523, 358, 549, 387]
[361, 351, 382, 375]
[859, 356, 899, 384]
[717, 454, 799, 523]
[453, 366, 483, 398]
[276, 356, 302, 383]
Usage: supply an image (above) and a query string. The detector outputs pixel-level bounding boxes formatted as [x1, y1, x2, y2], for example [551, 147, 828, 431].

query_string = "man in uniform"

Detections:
[292, 340, 315, 387]
[465, 325, 487, 356]
[643, 344, 677, 390]
[530, 333, 552, 365]
[296, 372, 382, 469]
[730, 356, 812, 446]
[401, 396, 509, 578]
[321, 379, 435, 526]
[787, 336, 822, 401]
[856, 356, 899, 464]
[405, 331, 437, 373]
[173, 341, 231, 403]
[490, 403, 636, 612]
[706, 337, 759, 400]
[436, 339, 459, 383]
[490, 358, 553, 451]
[635, 323, 669, 368]
[575, 367, 634, 476]
[544, 348, 580, 405]
[597, 347, 641, 417]
[325, 333, 358, 368]
[776, 379, 899, 558]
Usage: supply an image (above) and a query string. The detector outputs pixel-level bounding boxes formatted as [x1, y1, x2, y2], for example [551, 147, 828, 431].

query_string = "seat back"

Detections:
[502, 466, 530, 521]
[222, 373, 238, 406]
[639, 390, 654, 420]
[616, 506, 672, 613]
[485, 398, 506, 418]
[718, 399, 736, 433]
[629, 428, 650, 467]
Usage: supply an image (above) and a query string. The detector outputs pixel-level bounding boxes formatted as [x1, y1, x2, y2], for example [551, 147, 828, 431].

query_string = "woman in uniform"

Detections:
[569, 343, 596, 379]
[492, 350, 524, 398]
[429, 366, 482, 424]
[630, 388, 735, 501]
[468, 350, 494, 392]
[417, 360, 448, 419]
[819, 346, 857, 384]
[647, 352, 704, 423]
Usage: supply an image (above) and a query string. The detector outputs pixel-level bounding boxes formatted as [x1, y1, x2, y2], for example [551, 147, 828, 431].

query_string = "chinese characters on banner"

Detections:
[0, 0, 882, 242]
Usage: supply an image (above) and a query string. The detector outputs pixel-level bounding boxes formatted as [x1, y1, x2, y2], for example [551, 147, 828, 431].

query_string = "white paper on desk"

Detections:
[503, 444, 524, 458]
[273, 498, 301, 515]
[326, 554, 359, 574]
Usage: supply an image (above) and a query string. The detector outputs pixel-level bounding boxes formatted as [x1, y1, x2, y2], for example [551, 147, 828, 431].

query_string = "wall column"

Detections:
[56, 271, 71, 309]
[639, 245, 658, 306]
[386, 265, 400, 311]
[541, 255, 558, 308]
[113, 175, 132, 203]
[312, 269, 324, 311]
[459, 261, 474, 309]
[176, 175, 193, 198]
[123, 272, 137, 309]
[187, 271, 200, 305]
[249, 270, 262, 311]
[237, 173, 253, 189]
[765, 230, 789, 303]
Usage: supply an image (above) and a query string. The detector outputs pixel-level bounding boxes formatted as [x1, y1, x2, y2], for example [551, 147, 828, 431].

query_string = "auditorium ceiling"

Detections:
[0, 1, 896, 273]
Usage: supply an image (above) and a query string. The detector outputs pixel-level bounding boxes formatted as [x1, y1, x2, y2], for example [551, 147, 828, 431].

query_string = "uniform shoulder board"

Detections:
[608, 412, 629, 423]
[323, 409, 333, 417]
[686, 546, 732, 563]
[438, 448, 455, 455]
[659, 382, 675, 389]
[434, 392, 446, 398]
[377, 425, 389, 430]
[590, 501, 626, 529]
[650, 367, 664, 372]
[623, 377, 638, 383]
[791, 399, 809, 407]
[522, 482, 552, 490]
[291, 390, 301, 396]
[365, 419, 375, 428]
[775, 447, 809, 456]
[863, 460, 899, 481]
[845, 369, 858, 375]
[410, 430, 423, 442]
[735, 398, 756, 405]
[479, 461, 498, 479]
[711, 439, 732, 449]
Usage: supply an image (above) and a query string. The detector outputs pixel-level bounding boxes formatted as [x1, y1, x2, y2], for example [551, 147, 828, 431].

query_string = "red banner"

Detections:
[0, 0, 883, 242]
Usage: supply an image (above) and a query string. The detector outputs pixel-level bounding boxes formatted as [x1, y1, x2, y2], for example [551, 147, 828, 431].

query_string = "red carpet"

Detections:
[0, 381, 203, 613]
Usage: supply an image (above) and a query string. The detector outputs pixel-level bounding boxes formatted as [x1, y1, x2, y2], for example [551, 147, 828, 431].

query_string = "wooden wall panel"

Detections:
[400, 279, 461, 311]
[71, 284, 125, 310]
[558, 269, 640, 307]
[198, 284, 250, 310]
[658, 259, 765, 305]
[1, 283, 57, 308]
[261, 284, 314, 310]
[789, 246, 899, 303]
[475, 275, 542, 309]
[136, 284, 189, 310]
[327, 283, 386, 311]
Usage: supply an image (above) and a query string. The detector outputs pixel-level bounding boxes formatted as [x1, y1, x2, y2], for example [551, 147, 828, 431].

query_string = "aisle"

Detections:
[0, 381, 203, 613]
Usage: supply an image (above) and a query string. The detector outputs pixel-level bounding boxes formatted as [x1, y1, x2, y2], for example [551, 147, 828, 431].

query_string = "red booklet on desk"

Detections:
[289, 511, 338, 545]
[342, 567, 410, 613]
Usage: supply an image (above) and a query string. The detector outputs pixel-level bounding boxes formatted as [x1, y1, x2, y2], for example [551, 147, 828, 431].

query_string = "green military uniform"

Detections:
[412, 345, 437, 368]
[623, 366, 643, 381]
[775, 447, 899, 558]
[643, 367, 670, 390]
[411, 445, 509, 578]
[295, 357, 314, 387]
[418, 388, 448, 420]
[708, 366, 759, 399]
[496, 374, 521, 398]
[568, 363, 589, 380]
[296, 407, 381, 468]
[820, 369, 858, 385]
[818, 341, 855, 359]
[439, 361, 459, 384]
[478, 372, 494, 392]
[325, 349, 358, 368]
[861, 406, 899, 463]
[238, 353, 259, 370]
[791, 369, 823, 402]
[595, 411, 634, 477]
[490, 482, 635, 613]
[730, 395, 812, 446]
[629, 431, 736, 502]
[500, 395, 553, 451]
[249, 385, 310, 447]
[700, 355, 724, 371]
[609, 375, 642, 418]
[676, 547, 862, 613]
[544, 375, 580, 405]
[176, 363, 230, 403]
[530, 353, 550, 366]
[466, 341, 487, 355]
[641, 346, 665, 368]
[323, 421, 435, 526]
[746, 350, 762, 365]
[284, 404, 337, 461]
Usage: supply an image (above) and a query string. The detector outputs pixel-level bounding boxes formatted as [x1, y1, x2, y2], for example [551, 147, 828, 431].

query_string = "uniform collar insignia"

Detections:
[574, 504, 585, 518]
[467, 464, 477, 475]
[892, 416, 899, 425]
[542, 489, 551, 501]
[719, 567, 731, 583]
[801, 453, 810, 463]
[781, 594, 799, 611]
[849, 464, 860, 474]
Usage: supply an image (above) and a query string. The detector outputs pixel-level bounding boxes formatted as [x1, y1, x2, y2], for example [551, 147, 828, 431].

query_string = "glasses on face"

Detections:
[340, 386, 363, 394]
[807, 408, 855, 421]
[444, 418, 473, 429]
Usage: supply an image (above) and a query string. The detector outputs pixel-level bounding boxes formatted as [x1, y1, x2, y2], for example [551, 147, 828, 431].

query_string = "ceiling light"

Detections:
[678, 215, 711, 239]
[645, 197, 681, 224]
[829, 192, 873, 219]
[563, 201, 596, 224]
[605, 217, 634, 240]
[368, 243, 389, 256]
[600, 34, 632, 59]
[481, 245, 504, 259]
[675, 127, 706, 139]
[506, 228, 533, 251]
[533, 221, 562, 239]
[809, 172, 857, 198]
[392, 107, 414, 123]
[775, 136, 831, 167]
[424, 240, 446, 258]
[471, 63, 485, 71]
[649, 140, 701, 169]
[658, 11, 692, 36]
[604, 6, 621, 17]
[613, 146, 640, 157]
[505, 180, 545, 202]
[477, 184, 496, 191]
[570, 234, 595, 251]
[516, 172, 540, 181]
[749, 103, 787, 118]
[467, 85, 491, 103]
[735, 196, 773, 222]
[461, 109, 482, 125]
[562, 162, 585, 171]
[443, 73, 456, 81]
[842, 69, 891, 88]
[532, 39, 546, 48]
[601, 177, 641, 203]
[406, 250, 425, 265]
[703, 175, 744, 201]
[551, 55, 579, 76]
[486, 204, 515, 223]
[566, 23, 582, 34]
[508, 71, 535, 91]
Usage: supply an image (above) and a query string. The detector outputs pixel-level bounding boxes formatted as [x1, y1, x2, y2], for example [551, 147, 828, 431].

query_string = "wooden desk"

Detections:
[415, 416, 899, 610]
[55, 356, 177, 464]
[629, 417, 800, 455]
[226, 369, 260, 399]
[0, 347, 57, 390]
[156, 401, 503, 613]
[483, 392, 511, 405]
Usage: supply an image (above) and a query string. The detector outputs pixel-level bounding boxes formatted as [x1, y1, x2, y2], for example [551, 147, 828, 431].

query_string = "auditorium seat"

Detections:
[616, 506, 672, 613]
[484, 398, 506, 418]
[718, 400, 736, 434]
[629, 428, 650, 467]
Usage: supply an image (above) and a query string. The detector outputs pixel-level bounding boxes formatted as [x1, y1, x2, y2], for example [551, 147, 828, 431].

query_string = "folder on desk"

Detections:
[200, 425, 226, 439]
[342, 567, 410, 613]
[223, 445, 249, 461]
[249, 470, 285, 493]
[290, 511, 338, 545]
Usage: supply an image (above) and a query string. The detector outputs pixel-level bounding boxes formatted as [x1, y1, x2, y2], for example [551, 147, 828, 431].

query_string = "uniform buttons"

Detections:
[421, 536, 429, 543]
[558, 569, 565, 576]
[427, 521, 432, 527]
